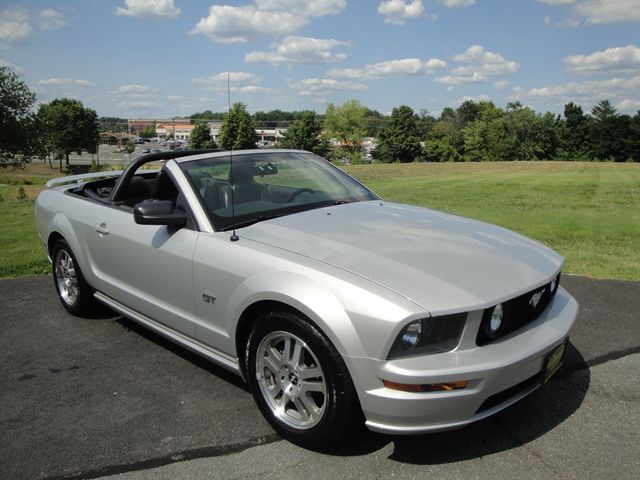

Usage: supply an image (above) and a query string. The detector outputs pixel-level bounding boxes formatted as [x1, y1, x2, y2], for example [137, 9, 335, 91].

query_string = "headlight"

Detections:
[388, 313, 466, 359]
[402, 320, 422, 350]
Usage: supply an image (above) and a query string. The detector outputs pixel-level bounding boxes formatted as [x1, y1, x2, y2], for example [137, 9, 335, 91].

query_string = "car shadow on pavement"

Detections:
[114, 315, 250, 391]
[321, 342, 590, 464]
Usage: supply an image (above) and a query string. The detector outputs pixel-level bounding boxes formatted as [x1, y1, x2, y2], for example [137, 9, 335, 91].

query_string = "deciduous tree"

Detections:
[38, 98, 99, 171]
[0, 66, 38, 168]
[323, 100, 367, 156]
[376, 105, 422, 163]
[280, 111, 327, 156]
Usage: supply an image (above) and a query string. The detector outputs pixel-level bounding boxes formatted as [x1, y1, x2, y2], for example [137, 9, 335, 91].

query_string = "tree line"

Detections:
[188, 99, 640, 163]
[2, 65, 639, 170]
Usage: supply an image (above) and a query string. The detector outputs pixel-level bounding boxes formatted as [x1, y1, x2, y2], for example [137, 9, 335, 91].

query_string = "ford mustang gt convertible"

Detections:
[35, 149, 578, 447]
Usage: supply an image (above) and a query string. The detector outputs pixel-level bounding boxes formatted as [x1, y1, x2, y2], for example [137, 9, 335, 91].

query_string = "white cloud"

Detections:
[115, 0, 181, 20]
[245, 36, 349, 65]
[615, 99, 640, 111]
[255, 0, 346, 17]
[167, 95, 184, 101]
[191, 5, 304, 43]
[0, 7, 32, 48]
[191, 0, 345, 43]
[378, 1, 425, 25]
[38, 78, 96, 87]
[436, 45, 519, 86]
[117, 100, 156, 109]
[565, 45, 640, 76]
[541, 0, 640, 25]
[114, 84, 156, 96]
[436, 0, 475, 7]
[238, 85, 274, 94]
[452, 94, 491, 106]
[493, 80, 509, 90]
[192, 71, 265, 93]
[288, 77, 368, 96]
[0, 58, 24, 74]
[328, 57, 447, 80]
[509, 76, 640, 108]
[37, 9, 69, 30]
[574, 0, 640, 24]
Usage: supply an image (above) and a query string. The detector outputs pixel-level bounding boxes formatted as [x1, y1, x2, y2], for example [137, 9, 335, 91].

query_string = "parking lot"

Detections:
[1, 275, 638, 480]
[61, 142, 178, 168]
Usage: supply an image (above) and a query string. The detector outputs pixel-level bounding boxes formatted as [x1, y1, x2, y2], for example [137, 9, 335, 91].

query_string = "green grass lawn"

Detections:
[1, 161, 639, 280]
[344, 161, 640, 280]
[0, 164, 61, 278]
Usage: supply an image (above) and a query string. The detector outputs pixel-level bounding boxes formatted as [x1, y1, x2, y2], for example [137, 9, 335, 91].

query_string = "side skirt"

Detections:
[93, 291, 243, 377]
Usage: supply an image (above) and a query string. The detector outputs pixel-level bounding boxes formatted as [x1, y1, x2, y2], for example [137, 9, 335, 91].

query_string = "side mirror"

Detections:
[133, 200, 187, 226]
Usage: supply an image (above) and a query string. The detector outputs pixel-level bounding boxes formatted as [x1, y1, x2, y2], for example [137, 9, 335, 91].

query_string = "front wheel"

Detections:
[245, 311, 361, 448]
[52, 239, 100, 316]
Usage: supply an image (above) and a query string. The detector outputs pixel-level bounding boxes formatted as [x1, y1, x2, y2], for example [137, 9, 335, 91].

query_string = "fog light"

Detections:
[489, 303, 504, 336]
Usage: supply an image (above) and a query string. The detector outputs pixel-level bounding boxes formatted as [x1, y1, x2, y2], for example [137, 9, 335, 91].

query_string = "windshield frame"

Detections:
[178, 150, 379, 232]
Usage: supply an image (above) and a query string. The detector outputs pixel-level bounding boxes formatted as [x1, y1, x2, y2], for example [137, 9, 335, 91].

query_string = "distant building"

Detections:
[127, 118, 191, 137]
[126, 117, 288, 145]
[156, 121, 195, 140]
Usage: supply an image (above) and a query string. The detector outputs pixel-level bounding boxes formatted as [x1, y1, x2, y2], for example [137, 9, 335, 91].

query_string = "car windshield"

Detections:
[179, 151, 379, 231]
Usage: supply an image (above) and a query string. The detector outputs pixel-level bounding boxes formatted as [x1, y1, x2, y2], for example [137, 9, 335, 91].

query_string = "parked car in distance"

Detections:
[35, 149, 577, 448]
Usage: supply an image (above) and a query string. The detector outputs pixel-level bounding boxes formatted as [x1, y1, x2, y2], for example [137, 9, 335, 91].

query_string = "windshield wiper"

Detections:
[333, 200, 351, 205]
[224, 214, 282, 230]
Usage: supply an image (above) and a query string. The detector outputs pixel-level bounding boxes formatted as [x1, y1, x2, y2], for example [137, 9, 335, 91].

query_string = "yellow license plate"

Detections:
[543, 340, 567, 383]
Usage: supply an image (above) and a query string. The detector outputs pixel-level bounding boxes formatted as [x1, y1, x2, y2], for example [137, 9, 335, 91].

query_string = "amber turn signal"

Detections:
[382, 379, 468, 392]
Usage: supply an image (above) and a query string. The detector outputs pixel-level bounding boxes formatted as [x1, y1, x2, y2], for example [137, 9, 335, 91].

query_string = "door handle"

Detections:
[94, 223, 109, 235]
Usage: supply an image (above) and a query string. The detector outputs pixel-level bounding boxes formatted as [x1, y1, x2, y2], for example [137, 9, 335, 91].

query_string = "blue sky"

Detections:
[1, 0, 638, 118]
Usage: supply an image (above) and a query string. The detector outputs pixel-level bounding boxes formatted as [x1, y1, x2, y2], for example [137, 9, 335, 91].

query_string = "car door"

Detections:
[85, 172, 198, 337]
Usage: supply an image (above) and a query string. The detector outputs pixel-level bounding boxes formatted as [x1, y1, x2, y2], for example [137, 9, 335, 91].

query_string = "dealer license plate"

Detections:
[542, 340, 567, 384]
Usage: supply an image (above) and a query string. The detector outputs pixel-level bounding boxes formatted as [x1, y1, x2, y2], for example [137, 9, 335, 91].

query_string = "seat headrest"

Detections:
[230, 163, 254, 184]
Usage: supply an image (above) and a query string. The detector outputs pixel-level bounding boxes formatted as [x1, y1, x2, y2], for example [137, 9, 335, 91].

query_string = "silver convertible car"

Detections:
[35, 149, 578, 447]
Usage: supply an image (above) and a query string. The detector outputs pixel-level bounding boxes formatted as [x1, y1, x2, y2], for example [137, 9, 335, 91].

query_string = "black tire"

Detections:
[245, 310, 362, 448]
[51, 239, 100, 316]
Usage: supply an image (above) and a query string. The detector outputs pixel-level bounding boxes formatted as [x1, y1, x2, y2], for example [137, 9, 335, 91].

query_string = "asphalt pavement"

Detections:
[1, 274, 638, 479]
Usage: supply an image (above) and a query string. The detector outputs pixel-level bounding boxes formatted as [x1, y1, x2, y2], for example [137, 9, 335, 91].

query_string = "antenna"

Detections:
[228, 73, 239, 242]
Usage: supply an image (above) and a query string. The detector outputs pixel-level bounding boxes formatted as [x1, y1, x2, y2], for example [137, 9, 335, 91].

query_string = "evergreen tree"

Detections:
[190, 122, 217, 149]
[218, 103, 257, 150]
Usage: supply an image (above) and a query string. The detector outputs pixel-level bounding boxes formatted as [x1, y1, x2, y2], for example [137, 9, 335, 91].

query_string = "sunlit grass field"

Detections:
[1, 161, 639, 280]
[343, 161, 640, 280]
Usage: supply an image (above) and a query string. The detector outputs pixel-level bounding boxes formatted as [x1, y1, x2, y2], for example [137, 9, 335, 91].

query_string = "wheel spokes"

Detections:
[255, 330, 327, 429]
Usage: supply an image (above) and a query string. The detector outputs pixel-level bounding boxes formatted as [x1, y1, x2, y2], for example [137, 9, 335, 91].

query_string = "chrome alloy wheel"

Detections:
[55, 249, 78, 307]
[255, 331, 327, 429]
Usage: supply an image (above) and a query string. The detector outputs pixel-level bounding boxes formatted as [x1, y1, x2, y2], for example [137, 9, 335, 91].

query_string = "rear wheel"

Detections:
[245, 311, 361, 448]
[52, 239, 99, 316]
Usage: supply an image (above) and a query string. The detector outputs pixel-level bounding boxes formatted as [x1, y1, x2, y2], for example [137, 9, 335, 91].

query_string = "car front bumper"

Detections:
[344, 287, 578, 435]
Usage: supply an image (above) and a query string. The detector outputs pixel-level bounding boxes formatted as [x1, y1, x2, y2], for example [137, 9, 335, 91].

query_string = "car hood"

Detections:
[241, 201, 563, 314]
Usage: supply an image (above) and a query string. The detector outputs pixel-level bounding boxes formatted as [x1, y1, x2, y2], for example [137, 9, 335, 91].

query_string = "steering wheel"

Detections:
[285, 188, 314, 203]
